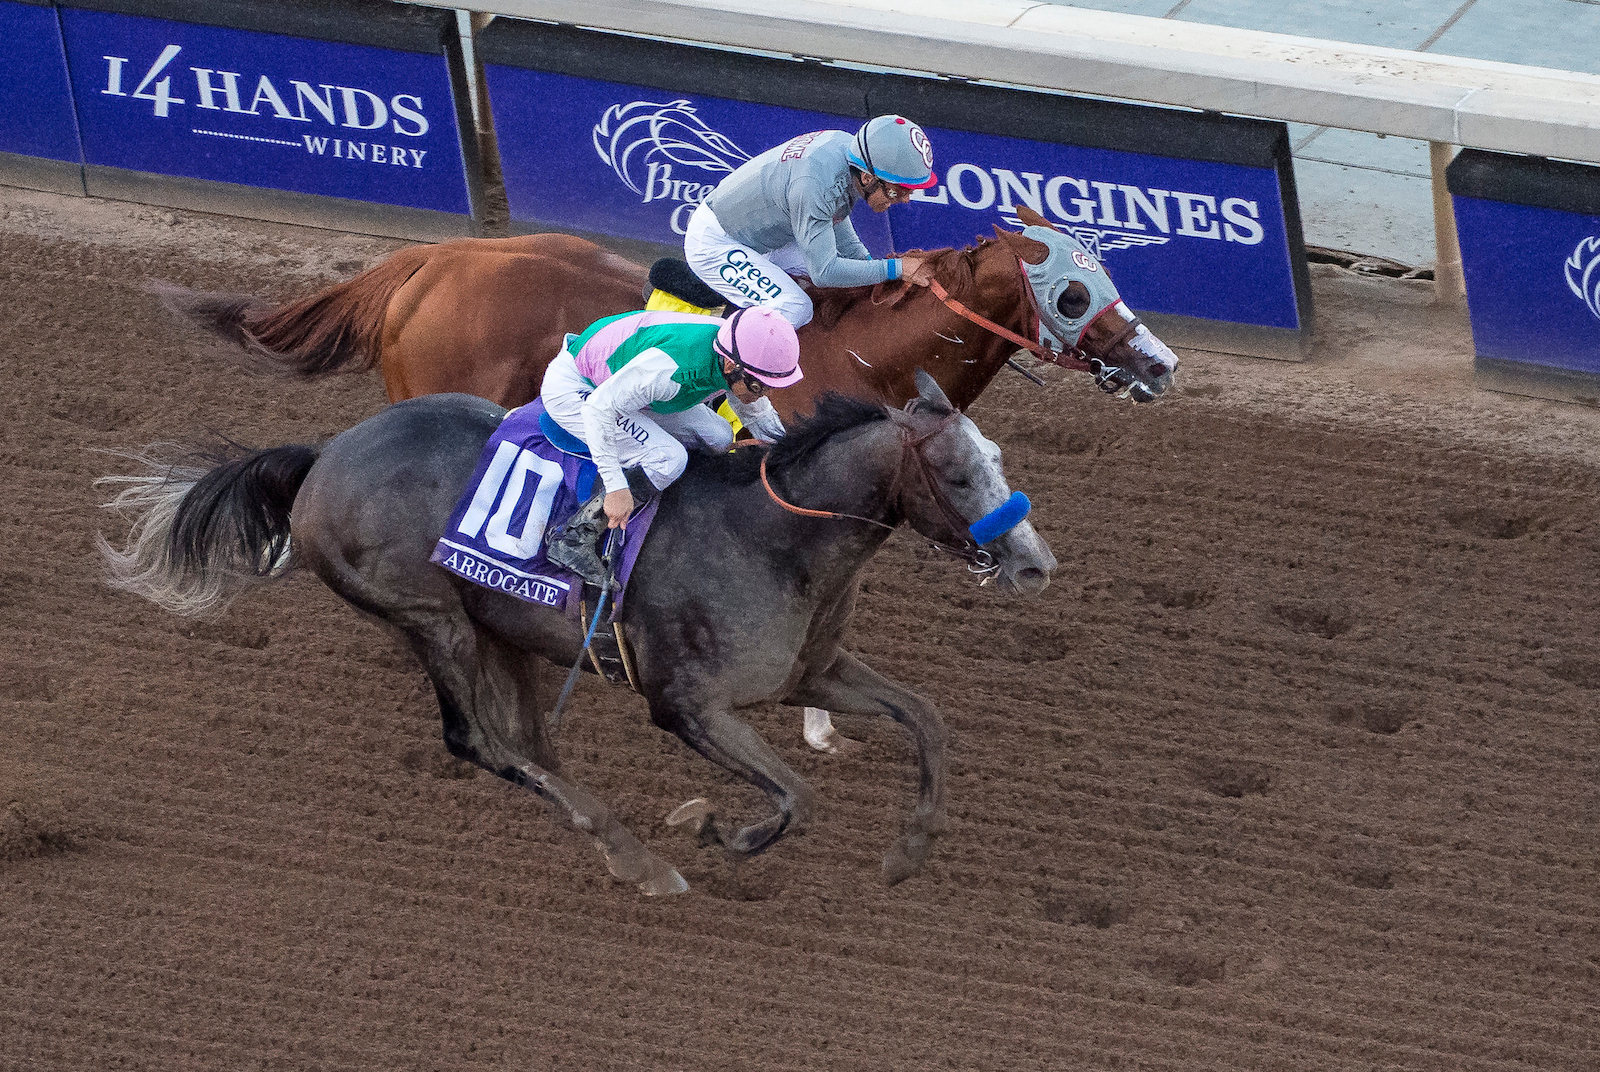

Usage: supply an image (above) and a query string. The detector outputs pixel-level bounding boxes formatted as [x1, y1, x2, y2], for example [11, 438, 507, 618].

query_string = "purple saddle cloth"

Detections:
[429, 399, 659, 617]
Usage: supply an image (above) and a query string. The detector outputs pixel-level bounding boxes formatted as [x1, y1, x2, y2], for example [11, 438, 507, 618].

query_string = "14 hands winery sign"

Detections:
[58, 5, 472, 215]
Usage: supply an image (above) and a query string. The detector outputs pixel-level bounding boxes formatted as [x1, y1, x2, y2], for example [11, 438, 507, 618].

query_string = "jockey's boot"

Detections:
[623, 465, 658, 506]
[546, 488, 610, 587]
[546, 468, 655, 588]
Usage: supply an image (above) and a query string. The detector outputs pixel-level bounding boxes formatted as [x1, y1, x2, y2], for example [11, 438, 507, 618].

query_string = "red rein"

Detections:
[926, 261, 1103, 375]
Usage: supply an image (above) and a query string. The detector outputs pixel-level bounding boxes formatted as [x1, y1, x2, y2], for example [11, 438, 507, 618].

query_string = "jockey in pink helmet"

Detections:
[684, 115, 939, 328]
[542, 306, 801, 582]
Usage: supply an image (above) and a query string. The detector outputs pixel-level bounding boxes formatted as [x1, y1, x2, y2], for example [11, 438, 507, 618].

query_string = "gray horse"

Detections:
[99, 372, 1056, 895]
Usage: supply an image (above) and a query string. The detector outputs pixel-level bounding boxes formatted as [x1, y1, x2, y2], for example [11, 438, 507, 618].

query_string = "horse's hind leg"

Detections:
[651, 700, 817, 859]
[414, 618, 687, 896]
[786, 651, 948, 885]
[803, 707, 855, 753]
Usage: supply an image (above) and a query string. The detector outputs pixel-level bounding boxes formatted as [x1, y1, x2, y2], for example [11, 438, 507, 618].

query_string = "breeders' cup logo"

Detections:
[592, 100, 750, 234]
[1566, 235, 1600, 320]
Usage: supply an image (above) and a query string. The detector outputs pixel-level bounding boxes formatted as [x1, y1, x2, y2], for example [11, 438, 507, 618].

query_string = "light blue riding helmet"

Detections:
[846, 115, 938, 190]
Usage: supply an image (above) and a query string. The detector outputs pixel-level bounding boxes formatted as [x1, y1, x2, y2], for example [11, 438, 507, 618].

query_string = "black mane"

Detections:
[695, 391, 957, 488]
[695, 393, 890, 486]
[768, 393, 892, 471]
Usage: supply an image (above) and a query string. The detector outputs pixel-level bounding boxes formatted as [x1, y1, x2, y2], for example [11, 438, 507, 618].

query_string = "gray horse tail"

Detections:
[97, 443, 320, 617]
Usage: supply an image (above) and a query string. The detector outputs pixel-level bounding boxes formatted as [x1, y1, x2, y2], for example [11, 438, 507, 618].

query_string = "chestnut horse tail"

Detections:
[150, 247, 430, 378]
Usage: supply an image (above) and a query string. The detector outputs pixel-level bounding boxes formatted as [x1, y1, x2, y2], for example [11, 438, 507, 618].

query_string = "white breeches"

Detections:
[683, 202, 814, 328]
[542, 353, 734, 492]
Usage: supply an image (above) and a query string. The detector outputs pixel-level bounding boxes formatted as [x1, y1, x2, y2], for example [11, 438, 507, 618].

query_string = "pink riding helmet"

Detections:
[714, 307, 804, 389]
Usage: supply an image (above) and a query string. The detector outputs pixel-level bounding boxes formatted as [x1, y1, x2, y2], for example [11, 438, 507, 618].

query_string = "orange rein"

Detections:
[927, 262, 1095, 374]
[755, 413, 993, 569]
[759, 452, 895, 531]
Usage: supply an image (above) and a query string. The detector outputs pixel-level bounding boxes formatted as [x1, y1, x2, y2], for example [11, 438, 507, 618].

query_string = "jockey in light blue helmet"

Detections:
[685, 114, 940, 328]
[847, 114, 939, 194]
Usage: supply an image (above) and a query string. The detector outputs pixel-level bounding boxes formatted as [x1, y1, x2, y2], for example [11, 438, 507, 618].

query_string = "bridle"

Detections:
[928, 258, 1148, 397]
[758, 406, 1011, 576]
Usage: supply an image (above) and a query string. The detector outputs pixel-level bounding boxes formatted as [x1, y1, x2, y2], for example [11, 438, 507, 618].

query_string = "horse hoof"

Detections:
[881, 831, 933, 886]
[666, 797, 714, 833]
[639, 863, 690, 897]
[802, 708, 858, 755]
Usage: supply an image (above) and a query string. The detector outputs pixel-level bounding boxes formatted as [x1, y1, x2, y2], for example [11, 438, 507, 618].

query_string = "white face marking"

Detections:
[954, 414, 1009, 513]
[1114, 301, 1179, 374]
[1131, 326, 1179, 373]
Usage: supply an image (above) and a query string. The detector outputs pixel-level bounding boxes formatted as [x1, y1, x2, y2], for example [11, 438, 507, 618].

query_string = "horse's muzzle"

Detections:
[989, 521, 1057, 595]
[1091, 353, 1175, 404]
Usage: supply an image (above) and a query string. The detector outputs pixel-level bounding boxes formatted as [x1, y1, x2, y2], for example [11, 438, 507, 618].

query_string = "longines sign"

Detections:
[57, 0, 475, 223]
[480, 20, 1312, 347]
[1449, 149, 1600, 396]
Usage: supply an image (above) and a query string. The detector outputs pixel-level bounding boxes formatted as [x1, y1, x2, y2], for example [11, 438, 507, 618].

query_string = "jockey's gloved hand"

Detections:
[727, 394, 786, 442]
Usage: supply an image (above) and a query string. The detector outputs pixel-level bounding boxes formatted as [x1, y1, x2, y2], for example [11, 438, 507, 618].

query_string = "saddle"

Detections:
[644, 257, 727, 316]
[432, 401, 662, 691]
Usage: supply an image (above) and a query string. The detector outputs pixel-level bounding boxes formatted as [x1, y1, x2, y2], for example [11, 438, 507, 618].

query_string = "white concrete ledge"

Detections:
[471, 0, 1600, 162]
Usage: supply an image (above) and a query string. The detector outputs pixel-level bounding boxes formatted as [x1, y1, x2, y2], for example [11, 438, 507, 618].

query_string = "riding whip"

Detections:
[548, 527, 623, 733]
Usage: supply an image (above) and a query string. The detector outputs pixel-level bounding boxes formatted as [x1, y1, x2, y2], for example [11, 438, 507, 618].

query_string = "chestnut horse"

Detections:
[157, 207, 1178, 423]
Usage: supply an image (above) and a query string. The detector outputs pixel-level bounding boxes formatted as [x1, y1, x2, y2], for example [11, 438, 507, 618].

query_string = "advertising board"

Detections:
[1448, 149, 1600, 403]
[57, 0, 480, 239]
[480, 21, 1311, 358]
[0, 0, 84, 194]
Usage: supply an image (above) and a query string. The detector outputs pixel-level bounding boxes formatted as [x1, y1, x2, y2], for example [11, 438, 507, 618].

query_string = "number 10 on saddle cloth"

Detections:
[429, 400, 659, 614]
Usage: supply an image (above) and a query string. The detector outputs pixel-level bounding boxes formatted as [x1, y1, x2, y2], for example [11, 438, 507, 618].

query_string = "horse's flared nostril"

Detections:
[1009, 566, 1051, 593]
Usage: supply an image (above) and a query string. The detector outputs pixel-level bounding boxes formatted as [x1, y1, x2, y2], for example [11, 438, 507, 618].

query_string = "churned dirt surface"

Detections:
[2, 183, 1597, 1071]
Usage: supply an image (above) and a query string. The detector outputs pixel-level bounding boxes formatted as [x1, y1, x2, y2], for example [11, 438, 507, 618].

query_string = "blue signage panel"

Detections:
[1454, 196, 1600, 374]
[487, 66, 891, 256]
[486, 66, 1301, 333]
[0, 2, 81, 162]
[481, 20, 1308, 338]
[893, 126, 1300, 330]
[59, 7, 470, 214]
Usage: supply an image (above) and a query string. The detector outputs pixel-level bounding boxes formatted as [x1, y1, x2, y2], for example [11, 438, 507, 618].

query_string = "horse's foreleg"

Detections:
[786, 651, 948, 884]
[651, 701, 817, 858]
[415, 618, 686, 896]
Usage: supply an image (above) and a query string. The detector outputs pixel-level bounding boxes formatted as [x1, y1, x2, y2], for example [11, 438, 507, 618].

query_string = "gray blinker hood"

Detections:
[1019, 225, 1124, 348]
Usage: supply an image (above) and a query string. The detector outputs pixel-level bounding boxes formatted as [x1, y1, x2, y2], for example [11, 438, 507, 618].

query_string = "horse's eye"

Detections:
[1056, 280, 1091, 320]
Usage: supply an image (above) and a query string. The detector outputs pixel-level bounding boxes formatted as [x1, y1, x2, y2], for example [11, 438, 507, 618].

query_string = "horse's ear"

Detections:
[1015, 206, 1060, 232]
[914, 368, 954, 411]
[993, 225, 1050, 265]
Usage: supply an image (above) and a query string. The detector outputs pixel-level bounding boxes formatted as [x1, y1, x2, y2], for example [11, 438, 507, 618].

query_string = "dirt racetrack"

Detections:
[2, 184, 1598, 1071]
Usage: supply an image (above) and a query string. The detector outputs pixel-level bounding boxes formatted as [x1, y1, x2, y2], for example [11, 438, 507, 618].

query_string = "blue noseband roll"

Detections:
[969, 492, 1031, 546]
